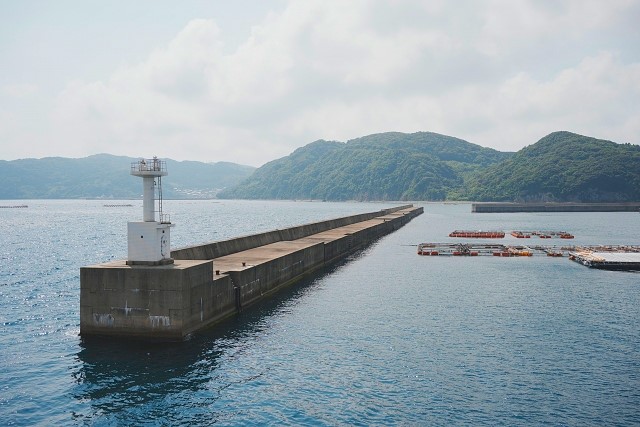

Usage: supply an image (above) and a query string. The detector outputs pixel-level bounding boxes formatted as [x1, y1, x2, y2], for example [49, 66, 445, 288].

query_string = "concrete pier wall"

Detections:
[80, 259, 214, 340]
[171, 205, 413, 260]
[184, 272, 235, 337]
[80, 205, 423, 340]
[228, 243, 326, 311]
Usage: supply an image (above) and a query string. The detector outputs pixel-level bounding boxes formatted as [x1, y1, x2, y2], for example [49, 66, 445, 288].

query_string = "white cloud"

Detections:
[487, 52, 640, 146]
[26, 0, 639, 165]
[477, 0, 638, 56]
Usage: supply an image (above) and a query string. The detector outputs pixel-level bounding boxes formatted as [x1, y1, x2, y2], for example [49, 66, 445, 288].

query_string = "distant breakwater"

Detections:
[472, 202, 640, 213]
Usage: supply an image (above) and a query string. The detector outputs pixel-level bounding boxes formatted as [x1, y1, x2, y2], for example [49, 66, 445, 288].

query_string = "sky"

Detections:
[1, 0, 639, 167]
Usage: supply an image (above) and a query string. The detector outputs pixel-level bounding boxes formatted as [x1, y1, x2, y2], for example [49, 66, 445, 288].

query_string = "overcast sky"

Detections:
[1, 0, 639, 167]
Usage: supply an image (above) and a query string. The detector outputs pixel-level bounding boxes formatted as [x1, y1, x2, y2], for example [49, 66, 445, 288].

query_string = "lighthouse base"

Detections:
[80, 259, 214, 340]
[127, 221, 174, 265]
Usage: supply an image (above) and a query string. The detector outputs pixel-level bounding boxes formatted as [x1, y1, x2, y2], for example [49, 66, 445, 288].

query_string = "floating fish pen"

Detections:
[569, 246, 640, 271]
[418, 243, 533, 257]
[419, 243, 640, 270]
[103, 204, 134, 207]
[0, 205, 28, 208]
[494, 247, 534, 257]
[449, 230, 505, 238]
[544, 249, 564, 257]
[511, 231, 574, 239]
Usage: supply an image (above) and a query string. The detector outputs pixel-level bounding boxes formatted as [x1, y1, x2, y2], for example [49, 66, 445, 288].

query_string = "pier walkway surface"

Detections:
[212, 212, 410, 275]
[81, 205, 422, 340]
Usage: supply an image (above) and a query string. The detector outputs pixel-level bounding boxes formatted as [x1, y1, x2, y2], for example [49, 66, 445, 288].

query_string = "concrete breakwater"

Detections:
[80, 205, 423, 340]
[472, 202, 640, 213]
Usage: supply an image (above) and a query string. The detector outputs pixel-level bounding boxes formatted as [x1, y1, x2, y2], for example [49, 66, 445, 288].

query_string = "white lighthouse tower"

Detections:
[127, 157, 174, 265]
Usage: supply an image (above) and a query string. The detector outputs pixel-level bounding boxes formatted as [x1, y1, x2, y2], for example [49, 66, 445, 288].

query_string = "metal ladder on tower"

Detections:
[157, 175, 165, 223]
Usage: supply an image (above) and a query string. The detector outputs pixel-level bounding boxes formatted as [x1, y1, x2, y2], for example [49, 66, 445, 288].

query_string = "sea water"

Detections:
[0, 200, 638, 425]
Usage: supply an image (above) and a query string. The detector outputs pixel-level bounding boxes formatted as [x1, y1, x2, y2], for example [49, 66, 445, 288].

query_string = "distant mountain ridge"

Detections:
[0, 154, 255, 199]
[3, 131, 638, 202]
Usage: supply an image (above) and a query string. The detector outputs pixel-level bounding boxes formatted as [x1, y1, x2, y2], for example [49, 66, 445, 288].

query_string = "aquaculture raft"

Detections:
[449, 230, 505, 238]
[418, 243, 640, 270]
[418, 243, 533, 257]
[511, 230, 574, 239]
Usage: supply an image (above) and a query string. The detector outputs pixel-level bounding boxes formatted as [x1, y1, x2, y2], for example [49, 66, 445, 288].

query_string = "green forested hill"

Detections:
[0, 154, 255, 199]
[219, 132, 511, 201]
[464, 131, 640, 202]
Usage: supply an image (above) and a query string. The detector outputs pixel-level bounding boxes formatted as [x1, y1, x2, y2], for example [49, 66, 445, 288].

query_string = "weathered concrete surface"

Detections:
[80, 205, 423, 340]
[80, 259, 214, 340]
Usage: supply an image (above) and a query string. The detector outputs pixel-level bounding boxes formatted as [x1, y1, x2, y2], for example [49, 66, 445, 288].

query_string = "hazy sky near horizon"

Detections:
[1, 0, 639, 167]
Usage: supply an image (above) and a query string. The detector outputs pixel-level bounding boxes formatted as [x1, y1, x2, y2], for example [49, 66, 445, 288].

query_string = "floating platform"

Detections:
[80, 205, 423, 340]
[418, 243, 533, 257]
[472, 202, 640, 213]
[569, 247, 640, 271]
[449, 230, 505, 238]
[511, 230, 574, 239]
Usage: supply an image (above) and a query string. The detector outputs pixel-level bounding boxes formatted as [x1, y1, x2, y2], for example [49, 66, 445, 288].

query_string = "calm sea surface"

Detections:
[0, 200, 638, 426]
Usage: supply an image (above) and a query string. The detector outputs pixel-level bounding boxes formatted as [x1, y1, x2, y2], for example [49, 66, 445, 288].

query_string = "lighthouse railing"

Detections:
[131, 159, 167, 173]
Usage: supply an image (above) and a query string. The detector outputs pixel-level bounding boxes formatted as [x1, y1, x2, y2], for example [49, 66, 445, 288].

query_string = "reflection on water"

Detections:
[72, 263, 340, 425]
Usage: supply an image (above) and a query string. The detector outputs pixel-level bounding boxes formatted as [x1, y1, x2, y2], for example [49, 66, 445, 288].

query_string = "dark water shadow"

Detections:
[72, 251, 367, 422]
